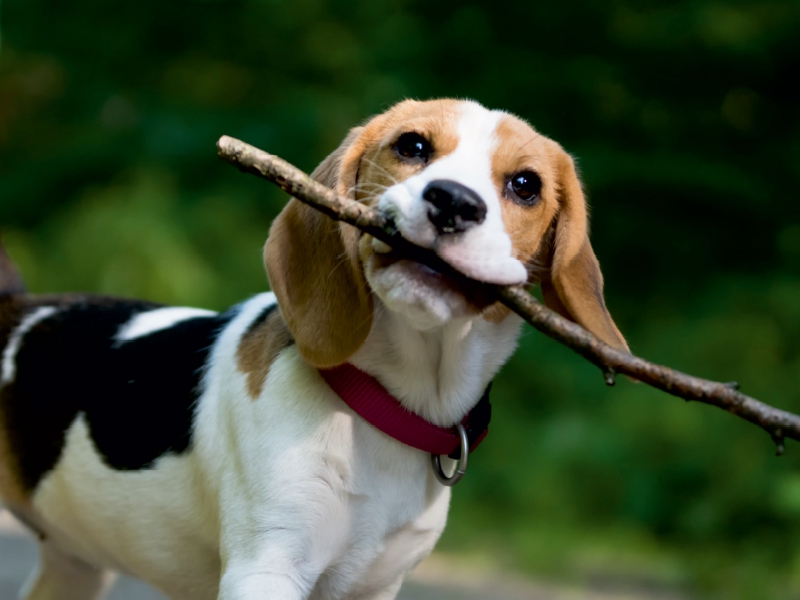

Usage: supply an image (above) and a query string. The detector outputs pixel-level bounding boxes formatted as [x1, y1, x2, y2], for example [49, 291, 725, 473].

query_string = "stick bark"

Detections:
[217, 134, 800, 454]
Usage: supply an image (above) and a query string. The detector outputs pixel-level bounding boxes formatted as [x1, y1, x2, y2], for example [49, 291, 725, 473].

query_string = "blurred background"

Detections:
[1, 0, 799, 598]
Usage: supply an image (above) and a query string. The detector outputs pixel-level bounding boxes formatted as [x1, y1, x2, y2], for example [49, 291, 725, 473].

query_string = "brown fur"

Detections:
[265, 126, 373, 368]
[236, 307, 294, 399]
[353, 100, 462, 203]
[0, 413, 30, 510]
[542, 151, 628, 351]
[483, 115, 562, 325]
[265, 201, 372, 368]
[491, 115, 562, 264]
[0, 296, 31, 509]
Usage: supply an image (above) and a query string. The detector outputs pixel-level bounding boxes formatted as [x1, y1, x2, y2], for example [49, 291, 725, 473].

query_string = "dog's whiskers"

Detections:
[361, 158, 399, 185]
[349, 182, 389, 195]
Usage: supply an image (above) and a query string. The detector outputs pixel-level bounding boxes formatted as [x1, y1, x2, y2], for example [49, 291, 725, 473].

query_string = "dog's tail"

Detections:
[0, 233, 25, 296]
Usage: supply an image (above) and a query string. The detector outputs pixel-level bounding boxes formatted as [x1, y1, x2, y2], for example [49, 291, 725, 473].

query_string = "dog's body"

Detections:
[0, 292, 452, 600]
[0, 99, 627, 600]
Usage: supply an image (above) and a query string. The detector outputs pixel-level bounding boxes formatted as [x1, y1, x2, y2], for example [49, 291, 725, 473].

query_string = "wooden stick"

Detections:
[217, 134, 800, 455]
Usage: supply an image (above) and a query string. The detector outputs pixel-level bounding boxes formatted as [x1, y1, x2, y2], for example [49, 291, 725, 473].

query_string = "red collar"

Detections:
[319, 363, 491, 457]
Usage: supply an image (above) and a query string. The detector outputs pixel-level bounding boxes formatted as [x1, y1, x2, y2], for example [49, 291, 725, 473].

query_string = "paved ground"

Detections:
[0, 509, 682, 600]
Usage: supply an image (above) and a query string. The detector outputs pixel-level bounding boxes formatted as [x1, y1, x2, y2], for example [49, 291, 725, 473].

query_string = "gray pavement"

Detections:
[0, 529, 469, 600]
[0, 510, 522, 600]
[0, 509, 681, 600]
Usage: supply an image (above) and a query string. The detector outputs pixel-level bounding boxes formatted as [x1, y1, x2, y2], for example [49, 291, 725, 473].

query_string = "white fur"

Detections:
[350, 307, 521, 427]
[1, 306, 57, 385]
[16, 100, 530, 600]
[378, 102, 527, 286]
[115, 306, 217, 342]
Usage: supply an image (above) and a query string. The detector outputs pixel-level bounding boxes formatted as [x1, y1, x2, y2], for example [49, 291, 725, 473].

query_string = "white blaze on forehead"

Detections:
[116, 306, 217, 342]
[378, 101, 527, 285]
[422, 102, 504, 186]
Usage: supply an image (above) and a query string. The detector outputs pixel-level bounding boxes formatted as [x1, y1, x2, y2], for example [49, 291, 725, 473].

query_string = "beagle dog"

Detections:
[0, 99, 627, 600]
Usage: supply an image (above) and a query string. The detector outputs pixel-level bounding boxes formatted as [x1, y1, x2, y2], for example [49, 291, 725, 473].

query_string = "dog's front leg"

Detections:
[218, 566, 309, 600]
[216, 486, 349, 600]
[218, 534, 323, 600]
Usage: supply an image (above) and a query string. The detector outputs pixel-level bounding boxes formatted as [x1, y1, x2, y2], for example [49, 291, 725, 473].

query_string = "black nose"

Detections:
[422, 180, 487, 235]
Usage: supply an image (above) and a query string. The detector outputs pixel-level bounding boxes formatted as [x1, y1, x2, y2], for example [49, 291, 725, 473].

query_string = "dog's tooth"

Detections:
[373, 239, 392, 254]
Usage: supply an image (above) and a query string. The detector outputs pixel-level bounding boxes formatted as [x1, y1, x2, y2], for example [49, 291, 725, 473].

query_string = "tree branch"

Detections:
[217, 134, 800, 455]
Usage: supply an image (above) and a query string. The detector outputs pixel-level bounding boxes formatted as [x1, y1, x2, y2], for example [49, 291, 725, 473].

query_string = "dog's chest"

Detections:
[325, 487, 450, 599]
[308, 449, 451, 600]
[208, 345, 453, 599]
[197, 339, 449, 600]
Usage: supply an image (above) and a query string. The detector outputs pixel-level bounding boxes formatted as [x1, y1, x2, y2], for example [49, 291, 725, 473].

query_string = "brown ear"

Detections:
[264, 127, 374, 367]
[540, 150, 629, 353]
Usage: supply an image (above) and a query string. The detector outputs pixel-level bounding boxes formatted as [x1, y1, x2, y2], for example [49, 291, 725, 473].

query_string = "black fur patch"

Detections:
[1, 297, 235, 490]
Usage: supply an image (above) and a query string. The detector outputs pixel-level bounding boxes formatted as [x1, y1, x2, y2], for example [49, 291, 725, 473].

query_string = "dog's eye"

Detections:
[507, 171, 542, 206]
[394, 132, 431, 162]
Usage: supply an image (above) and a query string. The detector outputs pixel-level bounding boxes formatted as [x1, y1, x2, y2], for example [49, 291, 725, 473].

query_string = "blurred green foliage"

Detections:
[2, 0, 800, 597]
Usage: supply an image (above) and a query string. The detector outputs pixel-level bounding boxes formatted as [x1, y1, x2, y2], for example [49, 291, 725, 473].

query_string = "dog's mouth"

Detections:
[368, 238, 495, 310]
[372, 246, 458, 288]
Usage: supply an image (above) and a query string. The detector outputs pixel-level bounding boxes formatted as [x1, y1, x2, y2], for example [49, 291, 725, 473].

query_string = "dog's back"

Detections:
[0, 239, 217, 503]
[0, 239, 232, 598]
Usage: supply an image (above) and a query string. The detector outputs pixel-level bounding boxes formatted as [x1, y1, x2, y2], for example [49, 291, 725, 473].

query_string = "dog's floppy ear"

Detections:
[540, 149, 629, 353]
[265, 126, 374, 367]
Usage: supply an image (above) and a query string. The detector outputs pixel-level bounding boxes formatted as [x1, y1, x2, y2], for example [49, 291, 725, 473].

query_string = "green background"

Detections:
[1, 1, 799, 597]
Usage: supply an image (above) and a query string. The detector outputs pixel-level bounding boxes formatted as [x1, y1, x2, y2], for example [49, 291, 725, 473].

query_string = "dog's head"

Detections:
[265, 99, 627, 367]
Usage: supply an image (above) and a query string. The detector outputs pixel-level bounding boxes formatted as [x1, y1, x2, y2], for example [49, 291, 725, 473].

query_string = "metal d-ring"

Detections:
[431, 422, 469, 486]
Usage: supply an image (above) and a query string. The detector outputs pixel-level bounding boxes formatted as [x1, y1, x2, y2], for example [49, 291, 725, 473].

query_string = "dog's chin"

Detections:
[363, 251, 481, 331]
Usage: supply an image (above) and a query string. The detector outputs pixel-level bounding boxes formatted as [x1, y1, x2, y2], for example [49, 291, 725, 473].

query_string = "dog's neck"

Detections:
[349, 302, 522, 427]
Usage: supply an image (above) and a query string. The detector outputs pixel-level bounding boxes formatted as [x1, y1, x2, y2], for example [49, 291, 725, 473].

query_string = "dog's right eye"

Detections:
[507, 171, 542, 206]
[394, 132, 431, 162]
